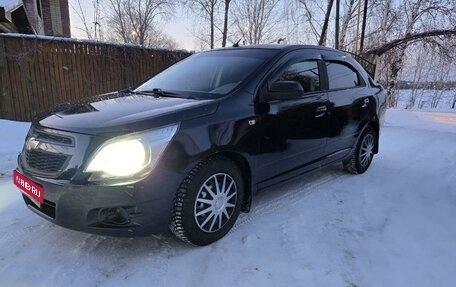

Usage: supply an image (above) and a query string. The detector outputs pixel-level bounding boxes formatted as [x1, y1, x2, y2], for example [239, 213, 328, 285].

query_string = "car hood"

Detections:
[36, 92, 218, 136]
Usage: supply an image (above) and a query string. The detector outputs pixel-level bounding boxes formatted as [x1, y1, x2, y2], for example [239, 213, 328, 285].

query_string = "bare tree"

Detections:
[430, 55, 451, 108]
[318, 0, 335, 45]
[183, 0, 219, 49]
[146, 28, 179, 49]
[295, 0, 364, 49]
[407, 44, 429, 109]
[233, 0, 281, 45]
[295, 0, 327, 43]
[106, 0, 174, 46]
[359, 0, 456, 107]
[221, 0, 232, 47]
[338, 0, 356, 49]
[70, 0, 103, 40]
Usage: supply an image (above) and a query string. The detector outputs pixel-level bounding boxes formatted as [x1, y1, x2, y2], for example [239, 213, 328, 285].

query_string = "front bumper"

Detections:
[17, 166, 186, 237]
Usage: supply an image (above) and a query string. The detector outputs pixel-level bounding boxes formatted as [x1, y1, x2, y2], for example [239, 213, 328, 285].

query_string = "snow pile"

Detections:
[0, 120, 29, 176]
[0, 109, 455, 287]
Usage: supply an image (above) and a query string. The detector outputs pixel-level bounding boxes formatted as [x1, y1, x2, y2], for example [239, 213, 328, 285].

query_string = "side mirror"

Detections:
[267, 81, 303, 101]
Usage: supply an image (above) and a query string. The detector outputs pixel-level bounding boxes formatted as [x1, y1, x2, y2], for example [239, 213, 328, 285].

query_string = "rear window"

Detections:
[326, 61, 363, 90]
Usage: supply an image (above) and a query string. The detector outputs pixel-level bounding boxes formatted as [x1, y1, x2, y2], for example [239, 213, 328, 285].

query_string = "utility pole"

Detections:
[359, 0, 368, 53]
[335, 0, 340, 49]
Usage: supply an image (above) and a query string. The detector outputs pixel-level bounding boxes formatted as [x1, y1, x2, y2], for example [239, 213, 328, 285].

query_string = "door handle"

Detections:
[315, 105, 327, 118]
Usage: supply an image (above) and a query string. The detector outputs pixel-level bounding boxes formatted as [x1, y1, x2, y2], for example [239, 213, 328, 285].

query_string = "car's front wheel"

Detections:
[343, 126, 376, 174]
[170, 156, 244, 246]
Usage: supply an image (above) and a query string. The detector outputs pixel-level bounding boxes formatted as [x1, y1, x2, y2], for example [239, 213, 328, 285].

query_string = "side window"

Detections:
[326, 61, 363, 90]
[274, 60, 321, 93]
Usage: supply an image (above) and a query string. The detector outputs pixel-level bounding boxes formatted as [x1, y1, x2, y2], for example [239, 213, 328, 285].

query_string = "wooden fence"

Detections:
[0, 34, 190, 121]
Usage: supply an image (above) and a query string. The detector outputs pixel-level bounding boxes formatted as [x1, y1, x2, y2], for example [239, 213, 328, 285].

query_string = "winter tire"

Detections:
[169, 156, 244, 246]
[343, 126, 376, 174]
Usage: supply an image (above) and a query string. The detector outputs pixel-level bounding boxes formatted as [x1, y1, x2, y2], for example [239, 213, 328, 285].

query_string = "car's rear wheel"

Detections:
[343, 126, 376, 174]
[169, 156, 244, 246]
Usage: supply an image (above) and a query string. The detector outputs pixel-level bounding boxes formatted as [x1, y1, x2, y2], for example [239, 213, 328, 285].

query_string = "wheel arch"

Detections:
[356, 119, 379, 154]
[212, 151, 252, 213]
[369, 120, 380, 154]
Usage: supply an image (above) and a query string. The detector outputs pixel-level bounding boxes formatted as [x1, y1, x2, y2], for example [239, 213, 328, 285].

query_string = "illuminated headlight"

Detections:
[85, 139, 147, 177]
[84, 124, 179, 181]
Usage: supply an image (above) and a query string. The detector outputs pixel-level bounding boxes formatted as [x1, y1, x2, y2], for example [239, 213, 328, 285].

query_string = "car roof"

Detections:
[212, 44, 345, 54]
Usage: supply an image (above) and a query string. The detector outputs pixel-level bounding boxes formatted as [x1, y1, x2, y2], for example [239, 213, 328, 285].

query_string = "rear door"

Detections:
[322, 57, 373, 159]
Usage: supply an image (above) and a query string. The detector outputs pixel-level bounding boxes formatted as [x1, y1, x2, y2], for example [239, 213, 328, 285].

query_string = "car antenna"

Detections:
[232, 38, 242, 47]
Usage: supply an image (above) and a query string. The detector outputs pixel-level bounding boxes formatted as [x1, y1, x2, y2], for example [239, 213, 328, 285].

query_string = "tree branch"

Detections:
[364, 29, 456, 56]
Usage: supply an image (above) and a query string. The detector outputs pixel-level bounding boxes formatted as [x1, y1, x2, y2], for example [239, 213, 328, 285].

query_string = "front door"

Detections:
[256, 59, 329, 184]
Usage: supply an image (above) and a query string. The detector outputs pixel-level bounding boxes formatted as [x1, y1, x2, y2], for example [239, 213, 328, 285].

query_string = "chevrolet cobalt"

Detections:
[14, 45, 386, 245]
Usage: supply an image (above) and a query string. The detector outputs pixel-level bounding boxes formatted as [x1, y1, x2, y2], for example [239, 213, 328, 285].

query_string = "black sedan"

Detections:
[14, 45, 386, 245]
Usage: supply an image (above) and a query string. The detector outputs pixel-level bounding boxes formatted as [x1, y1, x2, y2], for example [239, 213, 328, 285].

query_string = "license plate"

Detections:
[13, 170, 44, 205]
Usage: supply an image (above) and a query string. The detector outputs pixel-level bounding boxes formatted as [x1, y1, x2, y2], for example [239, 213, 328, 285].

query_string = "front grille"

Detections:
[21, 126, 75, 177]
[35, 130, 73, 145]
[23, 195, 56, 219]
[25, 150, 69, 173]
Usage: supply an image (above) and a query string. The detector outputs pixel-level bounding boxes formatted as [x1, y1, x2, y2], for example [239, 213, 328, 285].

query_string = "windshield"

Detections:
[135, 49, 278, 98]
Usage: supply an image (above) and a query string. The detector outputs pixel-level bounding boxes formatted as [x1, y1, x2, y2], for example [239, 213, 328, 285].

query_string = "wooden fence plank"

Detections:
[0, 37, 13, 119]
[9, 39, 26, 120]
[39, 41, 51, 112]
[35, 40, 48, 113]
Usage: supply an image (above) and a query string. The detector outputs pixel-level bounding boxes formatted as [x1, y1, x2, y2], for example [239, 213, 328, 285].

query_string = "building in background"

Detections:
[0, 0, 70, 37]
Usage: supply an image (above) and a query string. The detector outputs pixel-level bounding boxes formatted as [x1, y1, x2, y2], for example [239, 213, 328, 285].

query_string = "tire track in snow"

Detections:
[148, 237, 172, 287]
[278, 219, 313, 268]
[0, 223, 44, 243]
[48, 235, 174, 287]
[232, 165, 347, 232]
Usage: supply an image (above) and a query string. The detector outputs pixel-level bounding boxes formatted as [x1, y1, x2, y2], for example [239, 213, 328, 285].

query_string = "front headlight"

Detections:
[85, 139, 147, 177]
[84, 123, 179, 181]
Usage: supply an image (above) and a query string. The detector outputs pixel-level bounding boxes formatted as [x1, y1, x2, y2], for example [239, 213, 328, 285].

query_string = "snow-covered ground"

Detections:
[0, 109, 455, 287]
[397, 89, 456, 110]
[0, 120, 29, 177]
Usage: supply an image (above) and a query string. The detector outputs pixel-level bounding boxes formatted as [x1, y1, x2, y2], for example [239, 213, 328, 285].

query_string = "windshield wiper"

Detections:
[121, 88, 158, 97]
[124, 87, 201, 100]
[126, 88, 196, 99]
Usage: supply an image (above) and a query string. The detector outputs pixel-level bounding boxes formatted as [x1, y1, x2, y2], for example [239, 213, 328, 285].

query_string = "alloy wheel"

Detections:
[194, 173, 238, 233]
[359, 134, 375, 167]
